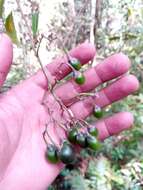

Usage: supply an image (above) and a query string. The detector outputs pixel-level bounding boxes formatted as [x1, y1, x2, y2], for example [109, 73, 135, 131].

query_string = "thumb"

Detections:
[0, 33, 13, 87]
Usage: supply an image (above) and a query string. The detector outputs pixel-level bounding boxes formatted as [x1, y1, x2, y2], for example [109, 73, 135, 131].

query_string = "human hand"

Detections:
[0, 34, 139, 190]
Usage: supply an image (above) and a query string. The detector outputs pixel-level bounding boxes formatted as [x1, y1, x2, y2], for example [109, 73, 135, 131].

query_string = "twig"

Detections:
[16, 0, 52, 90]
[43, 124, 56, 146]
[16, 0, 97, 147]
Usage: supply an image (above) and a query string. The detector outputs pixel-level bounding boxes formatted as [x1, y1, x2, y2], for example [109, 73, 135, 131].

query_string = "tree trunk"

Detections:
[90, 0, 96, 44]
[90, 0, 103, 44]
[94, 0, 103, 43]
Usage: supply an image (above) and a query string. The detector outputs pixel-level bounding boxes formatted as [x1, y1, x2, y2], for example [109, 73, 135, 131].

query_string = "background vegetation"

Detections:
[1, 0, 143, 189]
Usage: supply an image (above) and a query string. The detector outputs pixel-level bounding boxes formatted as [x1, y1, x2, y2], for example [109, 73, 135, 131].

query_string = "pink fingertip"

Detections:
[105, 112, 134, 136]
[95, 112, 134, 141]
[104, 74, 139, 103]
[96, 53, 131, 82]
[69, 42, 96, 64]
[114, 53, 131, 71]
[0, 34, 13, 84]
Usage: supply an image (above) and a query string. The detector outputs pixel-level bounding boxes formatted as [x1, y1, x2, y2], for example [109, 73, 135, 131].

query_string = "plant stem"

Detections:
[16, 0, 52, 89]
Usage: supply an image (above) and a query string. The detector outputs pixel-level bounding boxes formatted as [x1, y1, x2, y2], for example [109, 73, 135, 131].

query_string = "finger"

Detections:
[0, 34, 13, 87]
[55, 53, 131, 105]
[92, 112, 133, 141]
[70, 75, 139, 119]
[32, 42, 96, 89]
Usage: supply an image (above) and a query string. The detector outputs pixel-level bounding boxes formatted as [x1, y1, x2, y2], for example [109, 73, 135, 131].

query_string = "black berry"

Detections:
[59, 142, 75, 164]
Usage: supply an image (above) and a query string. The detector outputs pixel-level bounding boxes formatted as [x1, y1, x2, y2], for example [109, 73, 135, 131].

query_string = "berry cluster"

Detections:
[68, 57, 85, 85]
[45, 126, 101, 165]
[46, 141, 75, 164]
[44, 57, 103, 165]
[68, 127, 101, 150]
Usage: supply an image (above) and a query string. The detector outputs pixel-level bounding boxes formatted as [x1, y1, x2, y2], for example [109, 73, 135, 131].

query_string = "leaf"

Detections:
[109, 36, 120, 41]
[141, 8, 143, 18]
[0, 0, 4, 18]
[124, 33, 137, 40]
[5, 12, 19, 45]
[32, 11, 39, 37]
[127, 8, 133, 18]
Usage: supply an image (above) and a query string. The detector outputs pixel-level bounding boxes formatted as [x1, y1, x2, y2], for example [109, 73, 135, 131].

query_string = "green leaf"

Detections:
[0, 0, 4, 18]
[5, 12, 19, 45]
[124, 33, 137, 40]
[109, 36, 120, 41]
[32, 11, 39, 37]
[127, 8, 133, 18]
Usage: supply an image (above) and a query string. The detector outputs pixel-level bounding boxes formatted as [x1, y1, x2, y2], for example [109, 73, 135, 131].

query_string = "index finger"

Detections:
[0, 34, 13, 87]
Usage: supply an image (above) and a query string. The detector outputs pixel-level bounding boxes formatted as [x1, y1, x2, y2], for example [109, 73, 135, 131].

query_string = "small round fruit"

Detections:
[76, 132, 87, 148]
[68, 128, 78, 143]
[45, 145, 59, 164]
[88, 127, 98, 137]
[59, 142, 75, 164]
[69, 58, 81, 71]
[93, 106, 103, 118]
[86, 135, 101, 151]
[74, 72, 85, 85]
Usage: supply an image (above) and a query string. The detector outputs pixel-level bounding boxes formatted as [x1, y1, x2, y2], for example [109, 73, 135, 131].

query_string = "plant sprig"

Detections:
[15, 0, 103, 166]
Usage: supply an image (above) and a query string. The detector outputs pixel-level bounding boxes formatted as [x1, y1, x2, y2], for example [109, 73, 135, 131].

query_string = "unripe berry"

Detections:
[86, 135, 101, 151]
[76, 132, 87, 148]
[93, 106, 103, 118]
[45, 145, 59, 164]
[69, 57, 81, 71]
[74, 71, 85, 85]
[88, 127, 98, 137]
[68, 128, 78, 144]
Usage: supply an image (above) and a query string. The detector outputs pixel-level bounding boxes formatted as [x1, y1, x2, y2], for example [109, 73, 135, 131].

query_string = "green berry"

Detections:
[76, 132, 87, 148]
[69, 58, 81, 71]
[86, 135, 101, 151]
[68, 128, 78, 143]
[75, 72, 85, 85]
[45, 145, 59, 164]
[88, 127, 98, 137]
[93, 106, 103, 118]
[59, 142, 75, 164]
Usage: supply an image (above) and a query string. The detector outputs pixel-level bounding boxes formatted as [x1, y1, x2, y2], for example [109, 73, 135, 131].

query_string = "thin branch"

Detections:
[15, 0, 99, 147]
[16, 0, 52, 89]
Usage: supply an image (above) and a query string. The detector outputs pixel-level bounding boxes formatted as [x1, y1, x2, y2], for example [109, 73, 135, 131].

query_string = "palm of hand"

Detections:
[0, 79, 64, 189]
[0, 34, 139, 190]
